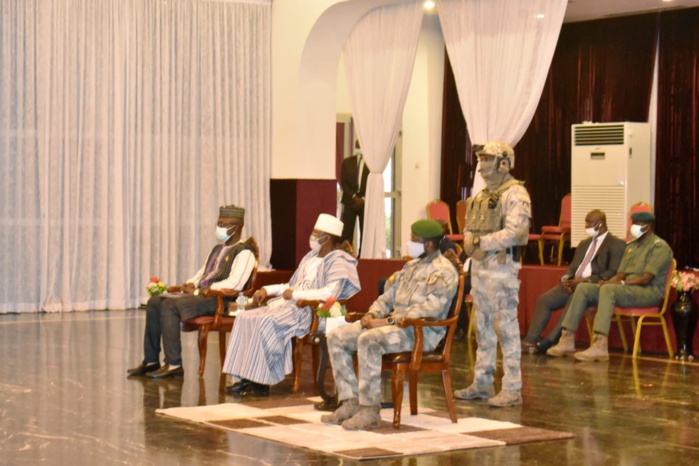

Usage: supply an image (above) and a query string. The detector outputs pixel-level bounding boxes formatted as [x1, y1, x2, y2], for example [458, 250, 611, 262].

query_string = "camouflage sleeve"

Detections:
[480, 185, 531, 251]
[398, 266, 458, 320]
[367, 269, 402, 318]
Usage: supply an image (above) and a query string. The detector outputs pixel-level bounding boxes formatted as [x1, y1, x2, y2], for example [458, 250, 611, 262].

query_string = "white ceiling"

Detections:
[564, 0, 699, 23]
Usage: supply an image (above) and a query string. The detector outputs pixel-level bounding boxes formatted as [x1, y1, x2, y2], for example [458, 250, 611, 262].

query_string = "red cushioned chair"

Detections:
[426, 199, 464, 244]
[538, 194, 571, 266]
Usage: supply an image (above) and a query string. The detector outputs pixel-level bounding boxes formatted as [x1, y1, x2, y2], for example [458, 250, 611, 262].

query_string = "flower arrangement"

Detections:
[671, 271, 699, 293]
[316, 298, 346, 319]
[146, 276, 168, 296]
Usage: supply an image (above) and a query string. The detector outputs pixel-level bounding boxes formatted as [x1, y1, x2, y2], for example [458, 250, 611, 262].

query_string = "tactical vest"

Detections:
[465, 179, 523, 236]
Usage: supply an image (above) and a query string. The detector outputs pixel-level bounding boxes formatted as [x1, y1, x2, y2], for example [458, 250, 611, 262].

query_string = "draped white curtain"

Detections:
[343, 1, 424, 258]
[0, 0, 271, 312]
[438, 0, 566, 194]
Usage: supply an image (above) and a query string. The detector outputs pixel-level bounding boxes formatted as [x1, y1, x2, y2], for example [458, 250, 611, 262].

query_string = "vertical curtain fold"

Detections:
[343, 1, 424, 258]
[0, 0, 271, 312]
[656, 8, 699, 267]
[438, 0, 567, 195]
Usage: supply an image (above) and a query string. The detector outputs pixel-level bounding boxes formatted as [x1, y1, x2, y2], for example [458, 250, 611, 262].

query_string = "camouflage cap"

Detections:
[477, 140, 515, 168]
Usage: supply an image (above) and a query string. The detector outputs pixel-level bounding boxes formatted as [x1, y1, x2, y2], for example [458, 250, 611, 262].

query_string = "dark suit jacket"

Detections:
[340, 155, 370, 206]
[564, 233, 626, 283]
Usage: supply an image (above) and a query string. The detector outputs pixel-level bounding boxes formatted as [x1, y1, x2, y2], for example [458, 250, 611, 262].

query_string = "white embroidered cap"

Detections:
[314, 213, 344, 237]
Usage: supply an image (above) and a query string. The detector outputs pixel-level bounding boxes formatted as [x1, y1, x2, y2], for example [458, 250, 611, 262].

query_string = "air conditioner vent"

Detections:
[574, 124, 625, 146]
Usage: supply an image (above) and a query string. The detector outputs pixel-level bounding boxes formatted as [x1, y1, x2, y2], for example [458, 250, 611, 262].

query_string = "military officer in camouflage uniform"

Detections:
[321, 219, 459, 430]
[454, 141, 531, 408]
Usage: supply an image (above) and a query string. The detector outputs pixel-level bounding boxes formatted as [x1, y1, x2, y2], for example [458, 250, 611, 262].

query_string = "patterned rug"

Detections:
[156, 397, 574, 460]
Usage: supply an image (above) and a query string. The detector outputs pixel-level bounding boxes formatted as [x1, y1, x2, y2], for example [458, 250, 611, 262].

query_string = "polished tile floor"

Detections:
[1, 310, 698, 465]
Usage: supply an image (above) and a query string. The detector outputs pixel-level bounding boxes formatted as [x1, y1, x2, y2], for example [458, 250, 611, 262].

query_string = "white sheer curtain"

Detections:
[0, 0, 271, 313]
[438, 0, 566, 194]
[343, 1, 424, 258]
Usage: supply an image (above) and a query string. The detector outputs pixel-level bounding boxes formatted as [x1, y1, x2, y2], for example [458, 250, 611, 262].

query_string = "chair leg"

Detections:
[218, 330, 228, 368]
[630, 317, 639, 353]
[466, 302, 475, 339]
[292, 337, 302, 393]
[631, 316, 645, 358]
[392, 368, 405, 429]
[585, 312, 594, 340]
[197, 325, 210, 377]
[537, 238, 544, 265]
[660, 317, 674, 358]
[408, 371, 418, 415]
[311, 343, 320, 390]
[615, 314, 628, 352]
[557, 237, 565, 266]
[441, 369, 458, 423]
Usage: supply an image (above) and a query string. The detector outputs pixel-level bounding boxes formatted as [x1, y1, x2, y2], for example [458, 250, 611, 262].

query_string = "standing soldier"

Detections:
[454, 141, 531, 408]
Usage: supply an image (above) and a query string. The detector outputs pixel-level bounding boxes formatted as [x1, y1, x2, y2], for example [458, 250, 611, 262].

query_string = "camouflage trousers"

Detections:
[327, 321, 414, 407]
[471, 255, 522, 391]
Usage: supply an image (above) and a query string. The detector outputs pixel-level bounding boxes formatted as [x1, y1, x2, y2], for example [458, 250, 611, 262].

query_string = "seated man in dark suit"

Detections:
[127, 205, 256, 379]
[521, 210, 625, 353]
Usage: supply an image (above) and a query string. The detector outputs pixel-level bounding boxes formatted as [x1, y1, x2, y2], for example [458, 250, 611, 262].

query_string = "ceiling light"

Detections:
[424, 1, 435, 10]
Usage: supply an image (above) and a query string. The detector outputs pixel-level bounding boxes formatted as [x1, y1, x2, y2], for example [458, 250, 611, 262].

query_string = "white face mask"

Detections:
[309, 234, 325, 251]
[630, 224, 646, 238]
[585, 224, 600, 238]
[216, 225, 234, 243]
[407, 241, 425, 258]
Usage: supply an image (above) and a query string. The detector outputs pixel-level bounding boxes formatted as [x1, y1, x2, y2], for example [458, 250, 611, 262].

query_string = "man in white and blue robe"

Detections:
[222, 214, 361, 396]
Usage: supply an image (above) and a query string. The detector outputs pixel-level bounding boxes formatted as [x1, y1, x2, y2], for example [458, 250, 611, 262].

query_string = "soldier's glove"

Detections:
[470, 247, 486, 261]
[463, 232, 475, 255]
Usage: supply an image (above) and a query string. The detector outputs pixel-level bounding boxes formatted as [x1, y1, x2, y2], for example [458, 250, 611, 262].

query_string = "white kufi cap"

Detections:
[314, 213, 343, 237]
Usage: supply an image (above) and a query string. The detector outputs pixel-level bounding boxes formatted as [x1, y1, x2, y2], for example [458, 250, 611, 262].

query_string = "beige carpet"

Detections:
[156, 397, 574, 460]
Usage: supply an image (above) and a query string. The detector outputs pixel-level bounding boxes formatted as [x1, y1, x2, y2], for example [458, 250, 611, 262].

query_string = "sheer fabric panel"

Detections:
[343, 1, 424, 258]
[0, 0, 271, 312]
[438, 0, 566, 194]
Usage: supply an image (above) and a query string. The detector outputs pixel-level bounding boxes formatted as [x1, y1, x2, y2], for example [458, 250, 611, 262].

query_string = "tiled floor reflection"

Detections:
[1, 310, 698, 465]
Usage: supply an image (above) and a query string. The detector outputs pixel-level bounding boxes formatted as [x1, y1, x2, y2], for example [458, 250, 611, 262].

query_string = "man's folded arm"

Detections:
[292, 281, 341, 301]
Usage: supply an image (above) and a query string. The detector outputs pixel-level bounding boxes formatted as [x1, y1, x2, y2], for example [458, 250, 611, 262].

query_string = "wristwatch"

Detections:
[386, 316, 396, 325]
[472, 236, 481, 247]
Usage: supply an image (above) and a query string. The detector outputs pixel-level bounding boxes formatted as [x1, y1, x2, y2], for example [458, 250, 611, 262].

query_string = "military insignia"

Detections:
[225, 256, 230, 261]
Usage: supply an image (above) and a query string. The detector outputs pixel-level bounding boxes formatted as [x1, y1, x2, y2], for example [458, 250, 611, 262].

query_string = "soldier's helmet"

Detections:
[477, 141, 515, 169]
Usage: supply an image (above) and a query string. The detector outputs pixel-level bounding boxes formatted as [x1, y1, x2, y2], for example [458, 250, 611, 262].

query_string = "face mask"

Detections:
[478, 159, 497, 178]
[407, 241, 425, 258]
[585, 224, 600, 238]
[309, 234, 325, 251]
[630, 224, 646, 238]
[216, 225, 234, 243]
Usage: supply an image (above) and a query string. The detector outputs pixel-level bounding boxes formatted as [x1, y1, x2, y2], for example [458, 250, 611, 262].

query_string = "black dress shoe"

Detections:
[127, 362, 161, 377]
[146, 364, 184, 379]
[225, 379, 253, 395]
[239, 382, 270, 397]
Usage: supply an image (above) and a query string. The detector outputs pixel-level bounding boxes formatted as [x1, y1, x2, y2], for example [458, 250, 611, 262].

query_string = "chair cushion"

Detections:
[541, 226, 570, 234]
[613, 306, 661, 316]
[382, 352, 446, 364]
[528, 234, 541, 240]
[446, 233, 464, 242]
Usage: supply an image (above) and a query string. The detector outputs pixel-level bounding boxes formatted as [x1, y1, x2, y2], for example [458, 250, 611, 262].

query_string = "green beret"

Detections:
[219, 205, 245, 219]
[411, 219, 443, 239]
[631, 212, 655, 222]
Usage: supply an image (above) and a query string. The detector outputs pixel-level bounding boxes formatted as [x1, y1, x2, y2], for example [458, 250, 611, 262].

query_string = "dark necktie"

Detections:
[576, 237, 598, 278]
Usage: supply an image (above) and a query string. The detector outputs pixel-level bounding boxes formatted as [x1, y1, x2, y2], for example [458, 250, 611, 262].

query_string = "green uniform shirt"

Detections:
[619, 233, 673, 297]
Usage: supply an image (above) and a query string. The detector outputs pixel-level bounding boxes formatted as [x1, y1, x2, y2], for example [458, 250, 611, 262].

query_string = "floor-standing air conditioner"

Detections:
[571, 122, 652, 247]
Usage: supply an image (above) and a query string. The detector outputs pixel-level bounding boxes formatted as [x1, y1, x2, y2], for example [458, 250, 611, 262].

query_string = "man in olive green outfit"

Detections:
[547, 212, 673, 361]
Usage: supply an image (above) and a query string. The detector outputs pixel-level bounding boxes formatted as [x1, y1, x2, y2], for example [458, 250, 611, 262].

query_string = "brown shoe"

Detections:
[574, 334, 609, 362]
[546, 329, 576, 357]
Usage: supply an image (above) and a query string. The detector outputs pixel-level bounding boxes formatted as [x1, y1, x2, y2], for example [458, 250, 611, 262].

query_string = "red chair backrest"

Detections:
[426, 199, 453, 234]
[455, 200, 467, 235]
[560, 194, 572, 230]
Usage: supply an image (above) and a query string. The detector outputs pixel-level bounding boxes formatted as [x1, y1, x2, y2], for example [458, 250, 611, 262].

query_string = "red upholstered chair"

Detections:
[626, 202, 653, 242]
[455, 199, 467, 236]
[426, 199, 464, 243]
[584, 259, 676, 358]
[180, 241, 259, 377]
[538, 194, 571, 266]
[346, 250, 465, 429]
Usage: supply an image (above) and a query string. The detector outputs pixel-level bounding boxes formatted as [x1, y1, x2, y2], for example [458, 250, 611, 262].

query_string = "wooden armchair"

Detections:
[180, 238, 259, 377]
[346, 251, 466, 429]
